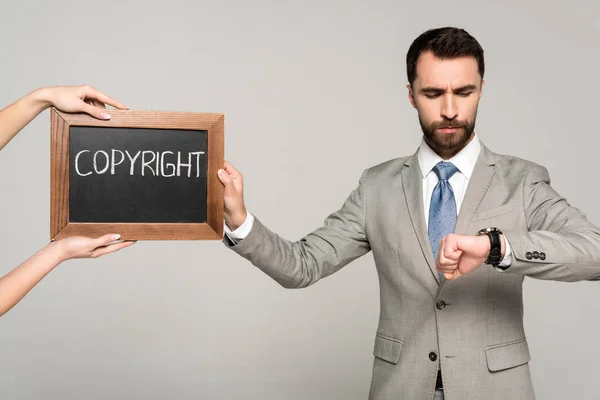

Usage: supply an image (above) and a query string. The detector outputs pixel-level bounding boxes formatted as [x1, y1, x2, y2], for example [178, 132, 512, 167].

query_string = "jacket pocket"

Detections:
[484, 338, 531, 372]
[373, 334, 403, 364]
[472, 204, 515, 222]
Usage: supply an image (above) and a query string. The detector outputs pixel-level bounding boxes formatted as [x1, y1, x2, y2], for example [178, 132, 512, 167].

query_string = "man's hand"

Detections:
[34, 84, 128, 120]
[217, 161, 247, 231]
[436, 233, 506, 280]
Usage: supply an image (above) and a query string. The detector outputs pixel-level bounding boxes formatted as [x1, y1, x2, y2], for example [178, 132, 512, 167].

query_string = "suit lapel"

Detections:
[402, 143, 497, 285]
[402, 153, 440, 283]
[454, 143, 496, 235]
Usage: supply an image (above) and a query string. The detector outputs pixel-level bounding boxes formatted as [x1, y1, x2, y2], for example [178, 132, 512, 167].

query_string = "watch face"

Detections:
[478, 227, 502, 235]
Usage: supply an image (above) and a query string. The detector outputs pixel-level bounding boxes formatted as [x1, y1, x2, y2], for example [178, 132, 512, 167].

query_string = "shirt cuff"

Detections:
[223, 212, 255, 244]
[494, 235, 513, 271]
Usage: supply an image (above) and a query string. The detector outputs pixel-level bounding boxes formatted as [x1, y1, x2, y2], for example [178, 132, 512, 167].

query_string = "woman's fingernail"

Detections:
[111, 234, 121, 241]
[100, 112, 111, 119]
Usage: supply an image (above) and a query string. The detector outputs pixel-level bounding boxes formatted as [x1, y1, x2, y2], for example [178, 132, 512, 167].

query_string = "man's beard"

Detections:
[419, 115, 476, 154]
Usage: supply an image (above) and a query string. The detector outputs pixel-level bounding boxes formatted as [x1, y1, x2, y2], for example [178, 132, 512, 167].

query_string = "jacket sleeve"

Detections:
[503, 165, 600, 281]
[223, 170, 372, 288]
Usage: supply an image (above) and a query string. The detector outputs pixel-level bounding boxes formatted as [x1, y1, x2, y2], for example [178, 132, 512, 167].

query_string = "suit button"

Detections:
[539, 252, 546, 260]
[533, 251, 539, 259]
[436, 300, 446, 310]
[526, 252, 533, 260]
[429, 352, 438, 361]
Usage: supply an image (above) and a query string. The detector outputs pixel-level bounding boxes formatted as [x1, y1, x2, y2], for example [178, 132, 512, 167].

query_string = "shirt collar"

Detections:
[417, 133, 481, 180]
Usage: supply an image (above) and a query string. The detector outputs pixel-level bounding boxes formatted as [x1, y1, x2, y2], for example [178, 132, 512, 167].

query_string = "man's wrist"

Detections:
[477, 227, 504, 267]
[225, 210, 248, 231]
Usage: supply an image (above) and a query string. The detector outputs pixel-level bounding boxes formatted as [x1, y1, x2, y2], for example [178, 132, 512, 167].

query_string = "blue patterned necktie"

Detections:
[428, 161, 459, 279]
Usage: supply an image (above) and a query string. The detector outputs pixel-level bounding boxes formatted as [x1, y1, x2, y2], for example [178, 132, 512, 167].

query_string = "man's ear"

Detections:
[407, 84, 417, 109]
[477, 79, 485, 101]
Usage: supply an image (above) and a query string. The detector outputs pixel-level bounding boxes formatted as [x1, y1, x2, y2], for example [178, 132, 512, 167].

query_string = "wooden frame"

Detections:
[50, 108, 224, 241]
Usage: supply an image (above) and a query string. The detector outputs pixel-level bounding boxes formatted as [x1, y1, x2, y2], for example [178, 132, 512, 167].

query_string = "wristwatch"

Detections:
[477, 227, 507, 270]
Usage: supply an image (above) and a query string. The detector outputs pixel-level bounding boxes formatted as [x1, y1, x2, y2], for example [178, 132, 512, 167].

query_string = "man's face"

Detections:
[408, 51, 483, 158]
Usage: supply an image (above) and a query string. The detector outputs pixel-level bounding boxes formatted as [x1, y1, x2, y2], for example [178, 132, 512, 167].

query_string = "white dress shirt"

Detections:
[417, 133, 512, 267]
[225, 133, 512, 267]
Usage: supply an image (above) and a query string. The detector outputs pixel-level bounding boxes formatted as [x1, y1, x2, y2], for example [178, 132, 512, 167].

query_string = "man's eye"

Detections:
[457, 92, 472, 97]
[425, 94, 441, 99]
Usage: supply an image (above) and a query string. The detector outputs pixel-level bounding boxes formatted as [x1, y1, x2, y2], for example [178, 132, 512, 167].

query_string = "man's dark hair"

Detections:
[406, 27, 484, 85]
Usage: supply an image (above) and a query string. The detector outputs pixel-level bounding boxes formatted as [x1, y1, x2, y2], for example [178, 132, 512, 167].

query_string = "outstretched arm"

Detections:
[0, 84, 127, 151]
[218, 161, 371, 289]
[0, 84, 132, 316]
[0, 234, 135, 317]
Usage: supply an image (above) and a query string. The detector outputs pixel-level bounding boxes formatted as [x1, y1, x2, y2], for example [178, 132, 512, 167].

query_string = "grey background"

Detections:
[0, 1, 598, 399]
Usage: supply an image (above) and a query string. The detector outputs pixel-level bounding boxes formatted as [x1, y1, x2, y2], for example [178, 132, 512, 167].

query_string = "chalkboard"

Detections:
[50, 108, 224, 240]
[69, 126, 207, 223]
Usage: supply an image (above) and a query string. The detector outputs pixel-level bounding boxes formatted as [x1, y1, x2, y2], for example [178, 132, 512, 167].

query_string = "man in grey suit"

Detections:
[216, 27, 600, 399]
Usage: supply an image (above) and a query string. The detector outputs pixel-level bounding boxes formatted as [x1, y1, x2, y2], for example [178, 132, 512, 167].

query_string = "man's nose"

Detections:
[441, 95, 458, 120]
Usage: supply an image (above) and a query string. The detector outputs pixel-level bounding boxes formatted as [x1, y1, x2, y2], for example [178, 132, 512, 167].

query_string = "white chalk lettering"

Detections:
[191, 152, 203, 178]
[93, 150, 110, 174]
[75, 150, 92, 176]
[126, 150, 141, 175]
[161, 151, 176, 177]
[74, 149, 205, 178]
[177, 151, 192, 177]
[141, 151, 156, 176]
[111, 150, 125, 175]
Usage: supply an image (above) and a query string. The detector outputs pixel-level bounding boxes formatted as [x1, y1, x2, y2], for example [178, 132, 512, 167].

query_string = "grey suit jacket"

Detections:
[224, 143, 600, 399]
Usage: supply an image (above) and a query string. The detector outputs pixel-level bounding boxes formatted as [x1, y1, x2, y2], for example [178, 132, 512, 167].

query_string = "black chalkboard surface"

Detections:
[69, 126, 207, 223]
[50, 108, 224, 240]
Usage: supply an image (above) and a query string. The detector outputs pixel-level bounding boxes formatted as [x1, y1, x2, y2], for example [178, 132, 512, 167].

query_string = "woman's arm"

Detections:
[0, 84, 133, 316]
[0, 84, 127, 151]
[0, 234, 135, 317]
